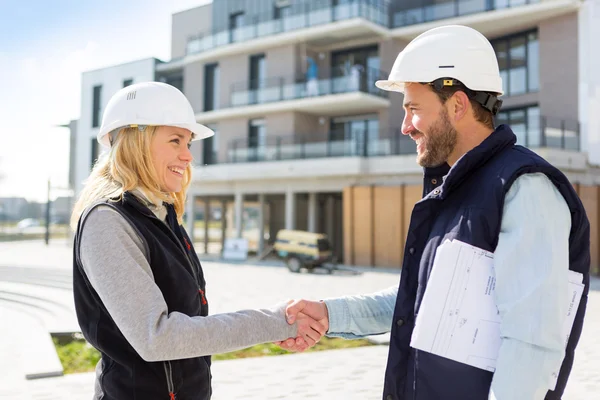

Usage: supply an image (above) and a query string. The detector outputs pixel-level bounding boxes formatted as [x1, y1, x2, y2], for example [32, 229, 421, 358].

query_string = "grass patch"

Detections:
[53, 335, 375, 374]
[212, 336, 374, 361]
[52, 337, 101, 374]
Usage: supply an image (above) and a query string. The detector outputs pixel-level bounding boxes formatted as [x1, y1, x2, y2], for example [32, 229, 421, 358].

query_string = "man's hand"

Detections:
[294, 310, 327, 347]
[276, 299, 329, 352]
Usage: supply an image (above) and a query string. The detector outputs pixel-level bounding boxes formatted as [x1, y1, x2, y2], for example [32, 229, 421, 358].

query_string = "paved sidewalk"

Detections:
[0, 240, 599, 399]
[25, 346, 390, 400]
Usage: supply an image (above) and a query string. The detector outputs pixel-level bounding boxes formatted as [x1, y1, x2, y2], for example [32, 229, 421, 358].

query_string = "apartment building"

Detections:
[74, 0, 600, 270]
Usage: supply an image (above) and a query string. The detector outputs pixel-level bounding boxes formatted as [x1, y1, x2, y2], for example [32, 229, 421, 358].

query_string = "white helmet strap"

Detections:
[428, 78, 503, 115]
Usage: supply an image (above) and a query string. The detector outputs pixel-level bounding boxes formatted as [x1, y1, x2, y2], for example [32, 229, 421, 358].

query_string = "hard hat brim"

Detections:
[172, 123, 215, 141]
[375, 80, 406, 93]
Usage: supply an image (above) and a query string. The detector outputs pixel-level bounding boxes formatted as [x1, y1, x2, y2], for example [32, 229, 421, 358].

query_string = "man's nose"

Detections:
[401, 115, 415, 136]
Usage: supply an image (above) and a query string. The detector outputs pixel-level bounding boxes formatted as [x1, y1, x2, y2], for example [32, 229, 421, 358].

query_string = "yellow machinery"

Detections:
[273, 229, 337, 273]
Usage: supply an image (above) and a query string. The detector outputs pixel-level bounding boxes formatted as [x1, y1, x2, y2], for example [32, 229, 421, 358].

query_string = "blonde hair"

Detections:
[70, 126, 193, 230]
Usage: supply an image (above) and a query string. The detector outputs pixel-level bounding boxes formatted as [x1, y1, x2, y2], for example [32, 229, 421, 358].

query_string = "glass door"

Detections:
[330, 115, 379, 156]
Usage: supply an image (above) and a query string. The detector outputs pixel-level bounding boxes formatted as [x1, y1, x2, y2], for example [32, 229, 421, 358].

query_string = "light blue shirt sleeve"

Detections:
[323, 285, 397, 339]
[490, 173, 571, 400]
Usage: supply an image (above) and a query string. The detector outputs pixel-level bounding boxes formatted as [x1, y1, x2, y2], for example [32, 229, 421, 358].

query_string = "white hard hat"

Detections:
[97, 81, 214, 147]
[376, 25, 503, 112]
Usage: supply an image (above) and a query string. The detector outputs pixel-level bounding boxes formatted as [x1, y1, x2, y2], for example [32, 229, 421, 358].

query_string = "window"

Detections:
[92, 85, 102, 128]
[274, 4, 291, 19]
[330, 115, 379, 156]
[249, 54, 266, 90]
[90, 138, 99, 170]
[495, 105, 540, 147]
[202, 125, 218, 165]
[167, 76, 184, 92]
[248, 119, 266, 161]
[123, 79, 133, 87]
[331, 46, 379, 94]
[158, 74, 184, 92]
[230, 12, 244, 29]
[249, 54, 266, 103]
[204, 64, 220, 111]
[492, 30, 539, 96]
[229, 12, 245, 42]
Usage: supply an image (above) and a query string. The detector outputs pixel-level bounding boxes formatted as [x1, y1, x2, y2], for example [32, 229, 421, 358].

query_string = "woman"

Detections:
[70, 82, 324, 399]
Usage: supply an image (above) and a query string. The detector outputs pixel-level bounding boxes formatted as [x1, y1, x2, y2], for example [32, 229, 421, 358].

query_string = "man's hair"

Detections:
[70, 126, 193, 230]
[432, 85, 495, 129]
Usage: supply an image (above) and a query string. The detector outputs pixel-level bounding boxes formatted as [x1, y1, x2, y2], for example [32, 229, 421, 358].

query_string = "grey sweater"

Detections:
[79, 205, 297, 365]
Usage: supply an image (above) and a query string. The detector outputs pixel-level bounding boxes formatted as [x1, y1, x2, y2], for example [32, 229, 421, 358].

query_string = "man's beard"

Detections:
[413, 109, 458, 167]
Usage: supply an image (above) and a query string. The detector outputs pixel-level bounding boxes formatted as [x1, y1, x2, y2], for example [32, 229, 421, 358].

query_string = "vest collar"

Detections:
[122, 191, 171, 222]
[423, 124, 517, 199]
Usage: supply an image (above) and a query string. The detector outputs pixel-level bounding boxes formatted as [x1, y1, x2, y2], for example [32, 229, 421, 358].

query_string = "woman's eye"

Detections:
[172, 139, 180, 144]
[187, 143, 192, 150]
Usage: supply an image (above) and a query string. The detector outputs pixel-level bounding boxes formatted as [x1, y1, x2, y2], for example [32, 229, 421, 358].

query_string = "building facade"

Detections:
[73, 0, 600, 271]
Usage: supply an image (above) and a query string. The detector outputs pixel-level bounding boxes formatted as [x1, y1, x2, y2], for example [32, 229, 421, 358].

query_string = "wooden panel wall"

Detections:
[373, 186, 404, 267]
[343, 187, 354, 266]
[343, 184, 423, 267]
[579, 185, 599, 274]
[352, 186, 374, 266]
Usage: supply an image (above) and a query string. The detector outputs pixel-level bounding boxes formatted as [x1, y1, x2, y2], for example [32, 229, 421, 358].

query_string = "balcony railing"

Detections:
[186, 0, 388, 56]
[228, 67, 389, 108]
[504, 116, 580, 151]
[223, 130, 415, 164]
[392, 0, 540, 28]
[198, 117, 579, 166]
[184, 0, 545, 57]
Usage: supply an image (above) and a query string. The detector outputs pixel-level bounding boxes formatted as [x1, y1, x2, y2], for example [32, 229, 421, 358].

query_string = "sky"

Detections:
[0, 0, 211, 202]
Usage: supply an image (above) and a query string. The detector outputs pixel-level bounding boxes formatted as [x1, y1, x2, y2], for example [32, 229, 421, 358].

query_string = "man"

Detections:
[279, 25, 590, 400]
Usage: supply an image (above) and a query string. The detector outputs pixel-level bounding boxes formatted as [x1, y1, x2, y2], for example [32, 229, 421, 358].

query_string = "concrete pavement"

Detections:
[0, 239, 598, 399]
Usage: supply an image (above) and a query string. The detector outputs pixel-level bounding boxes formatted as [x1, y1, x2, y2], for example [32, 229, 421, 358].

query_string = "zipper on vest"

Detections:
[413, 348, 419, 399]
[168, 230, 205, 306]
[142, 210, 207, 312]
[172, 235, 206, 310]
[163, 361, 176, 399]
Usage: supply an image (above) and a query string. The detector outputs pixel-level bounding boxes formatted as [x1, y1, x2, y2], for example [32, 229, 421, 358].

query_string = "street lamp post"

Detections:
[45, 178, 73, 246]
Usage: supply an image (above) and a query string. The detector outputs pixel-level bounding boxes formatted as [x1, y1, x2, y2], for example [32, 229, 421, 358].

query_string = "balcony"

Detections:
[199, 116, 580, 165]
[390, 0, 579, 39]
[196, 129, 420, 184]
[225, 129, 415, 164]
[196, 67, 390, 123]
[498, 116, 580, 151]
[160, 0, 577, 72]
[193, 117, 584, 185]
[392, 0, 538, 27]
[184, 1, 388, 62]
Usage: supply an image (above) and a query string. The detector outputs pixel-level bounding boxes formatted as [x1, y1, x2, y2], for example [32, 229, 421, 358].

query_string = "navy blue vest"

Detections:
[383, 125, 590, 400]
[73, 193, 212, 400]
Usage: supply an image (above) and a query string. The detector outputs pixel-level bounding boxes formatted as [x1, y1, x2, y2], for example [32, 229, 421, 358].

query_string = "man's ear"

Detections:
[449, 91, 470, 122]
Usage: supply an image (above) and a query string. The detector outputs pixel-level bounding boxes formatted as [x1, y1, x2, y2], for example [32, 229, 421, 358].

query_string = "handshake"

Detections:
[276, 299, 330, 352]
